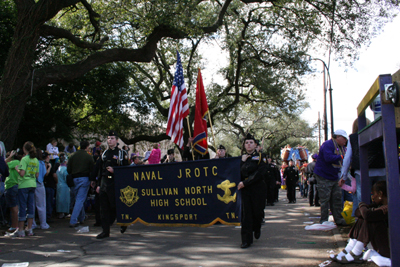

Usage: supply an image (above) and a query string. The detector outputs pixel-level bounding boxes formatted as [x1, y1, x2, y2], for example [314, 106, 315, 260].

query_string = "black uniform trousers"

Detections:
[241, 185, 265, 244]
[308, 180, 319, 206]
[94, 191, 101, 224]
[266, 178, 276, 204]
[286, 181, 297, 202]
[99, 183, 117, 234]
[274, 184, 280, 202]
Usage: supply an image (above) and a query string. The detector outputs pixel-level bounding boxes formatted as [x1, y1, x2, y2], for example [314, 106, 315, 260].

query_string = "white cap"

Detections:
[334, 129, 348, 140]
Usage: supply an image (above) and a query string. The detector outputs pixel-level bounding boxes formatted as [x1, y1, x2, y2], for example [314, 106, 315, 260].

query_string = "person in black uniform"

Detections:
[161, 149, 176, 163]
[237, 133, 267, 249]
[271, 159, 281, 202]
[283, 160, 299, 203]
[93, 131, 129, 239]
[265, 156, 280, 206]
[214, 144, 229, 159]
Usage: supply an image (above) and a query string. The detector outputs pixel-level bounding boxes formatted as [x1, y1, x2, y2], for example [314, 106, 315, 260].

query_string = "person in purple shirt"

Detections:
[314, 129, 348, 225]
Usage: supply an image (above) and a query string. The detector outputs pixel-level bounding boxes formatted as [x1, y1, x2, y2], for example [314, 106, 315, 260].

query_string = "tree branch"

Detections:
[122, 133, 170, 144]
[40, 25, 108, 50]
[80, 0, 101, 39]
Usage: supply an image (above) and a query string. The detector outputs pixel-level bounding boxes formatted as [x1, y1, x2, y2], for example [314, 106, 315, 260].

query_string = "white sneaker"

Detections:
[5, 227, 17, 234]
[25, 229, 34, 236]
[41, 224, 50, 230]
[9, 230, 25, 237]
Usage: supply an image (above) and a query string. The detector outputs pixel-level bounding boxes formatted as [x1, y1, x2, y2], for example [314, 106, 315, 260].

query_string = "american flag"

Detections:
[166, 52, 189, 149]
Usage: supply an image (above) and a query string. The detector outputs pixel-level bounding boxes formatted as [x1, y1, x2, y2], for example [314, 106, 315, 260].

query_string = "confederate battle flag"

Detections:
[193, 69, 209, 155]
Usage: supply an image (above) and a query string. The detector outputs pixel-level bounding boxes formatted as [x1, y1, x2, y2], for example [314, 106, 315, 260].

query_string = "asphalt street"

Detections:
[0, 190, 374, 267]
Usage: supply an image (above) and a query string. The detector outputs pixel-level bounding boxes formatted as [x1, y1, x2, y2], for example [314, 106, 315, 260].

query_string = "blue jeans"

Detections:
[45, 187, 55, 220]
[70, 177, 90, 225]
[5, 184, 18, 207]
[18, 187, 35, 221]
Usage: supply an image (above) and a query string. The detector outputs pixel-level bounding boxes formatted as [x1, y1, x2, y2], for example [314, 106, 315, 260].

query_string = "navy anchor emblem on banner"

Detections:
[217, 180, 237, 204]
[114, 157, 242, 227]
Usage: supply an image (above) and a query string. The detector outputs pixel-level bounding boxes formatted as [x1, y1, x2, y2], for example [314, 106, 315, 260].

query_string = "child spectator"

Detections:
[331, 181, 390, 263]
[4, 149, 19, 234]
[10, 142, 39, 237]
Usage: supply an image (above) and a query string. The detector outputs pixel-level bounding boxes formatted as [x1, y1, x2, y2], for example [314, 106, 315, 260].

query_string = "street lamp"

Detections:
[308, 56, 334, 141]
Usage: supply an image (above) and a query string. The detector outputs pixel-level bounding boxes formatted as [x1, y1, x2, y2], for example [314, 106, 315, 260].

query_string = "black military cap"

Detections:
[167, 149, 175, 155]
[244, 133, 256, 141]
[218, 144, 226, 150]
[108, 130, 118, 137]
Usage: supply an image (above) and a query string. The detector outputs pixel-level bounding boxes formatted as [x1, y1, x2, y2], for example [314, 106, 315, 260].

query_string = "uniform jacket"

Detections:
[92, 147, 129, 190]
[283, 166, 299, 185]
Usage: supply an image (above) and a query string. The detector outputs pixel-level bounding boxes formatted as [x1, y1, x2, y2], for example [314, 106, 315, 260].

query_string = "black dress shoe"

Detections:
[254, 230, 261, 239]
[69, 223, 79, 228]
[96, 232, 110, 239]
[120, 226, 127, 233]
[240, 243, 251, 249]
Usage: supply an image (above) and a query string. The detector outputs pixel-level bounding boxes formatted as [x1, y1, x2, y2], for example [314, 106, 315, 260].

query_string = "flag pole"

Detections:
[207, 112, 217, 152]
[186, 117, 195, 160]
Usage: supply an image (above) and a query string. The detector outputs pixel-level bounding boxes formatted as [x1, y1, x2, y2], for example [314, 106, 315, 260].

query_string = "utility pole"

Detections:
[318, 111, 321, 148]
[323, 64, 328, 141]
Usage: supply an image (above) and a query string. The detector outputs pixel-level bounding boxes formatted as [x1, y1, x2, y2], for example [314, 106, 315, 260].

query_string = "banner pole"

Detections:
[186, 117, 195, 160]
[207, 112, 217, 151]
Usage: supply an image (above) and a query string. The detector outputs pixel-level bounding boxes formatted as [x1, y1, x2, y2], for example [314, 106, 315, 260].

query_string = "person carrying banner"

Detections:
[93, 131, 129, 239]
[237, 133, 267, 249]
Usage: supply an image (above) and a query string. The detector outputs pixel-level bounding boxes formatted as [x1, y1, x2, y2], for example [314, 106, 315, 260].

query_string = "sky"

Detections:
[303, 16, 400, 138]
[198, 14, 400, 143]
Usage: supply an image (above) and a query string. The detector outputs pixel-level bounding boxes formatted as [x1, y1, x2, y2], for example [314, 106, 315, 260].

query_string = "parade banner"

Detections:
[114, 157, 242, 227]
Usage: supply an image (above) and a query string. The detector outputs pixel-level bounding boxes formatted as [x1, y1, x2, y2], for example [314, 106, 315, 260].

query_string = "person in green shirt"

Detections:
[10, 141, 39, 237]
[4, 150, 22, 234]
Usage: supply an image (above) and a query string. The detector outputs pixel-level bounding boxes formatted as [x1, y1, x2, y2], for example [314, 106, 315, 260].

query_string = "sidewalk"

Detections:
[0, 190, 375, 267]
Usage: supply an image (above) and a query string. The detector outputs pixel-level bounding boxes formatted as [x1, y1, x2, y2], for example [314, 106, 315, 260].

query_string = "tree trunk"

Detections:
[0, 10, 41, 150]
